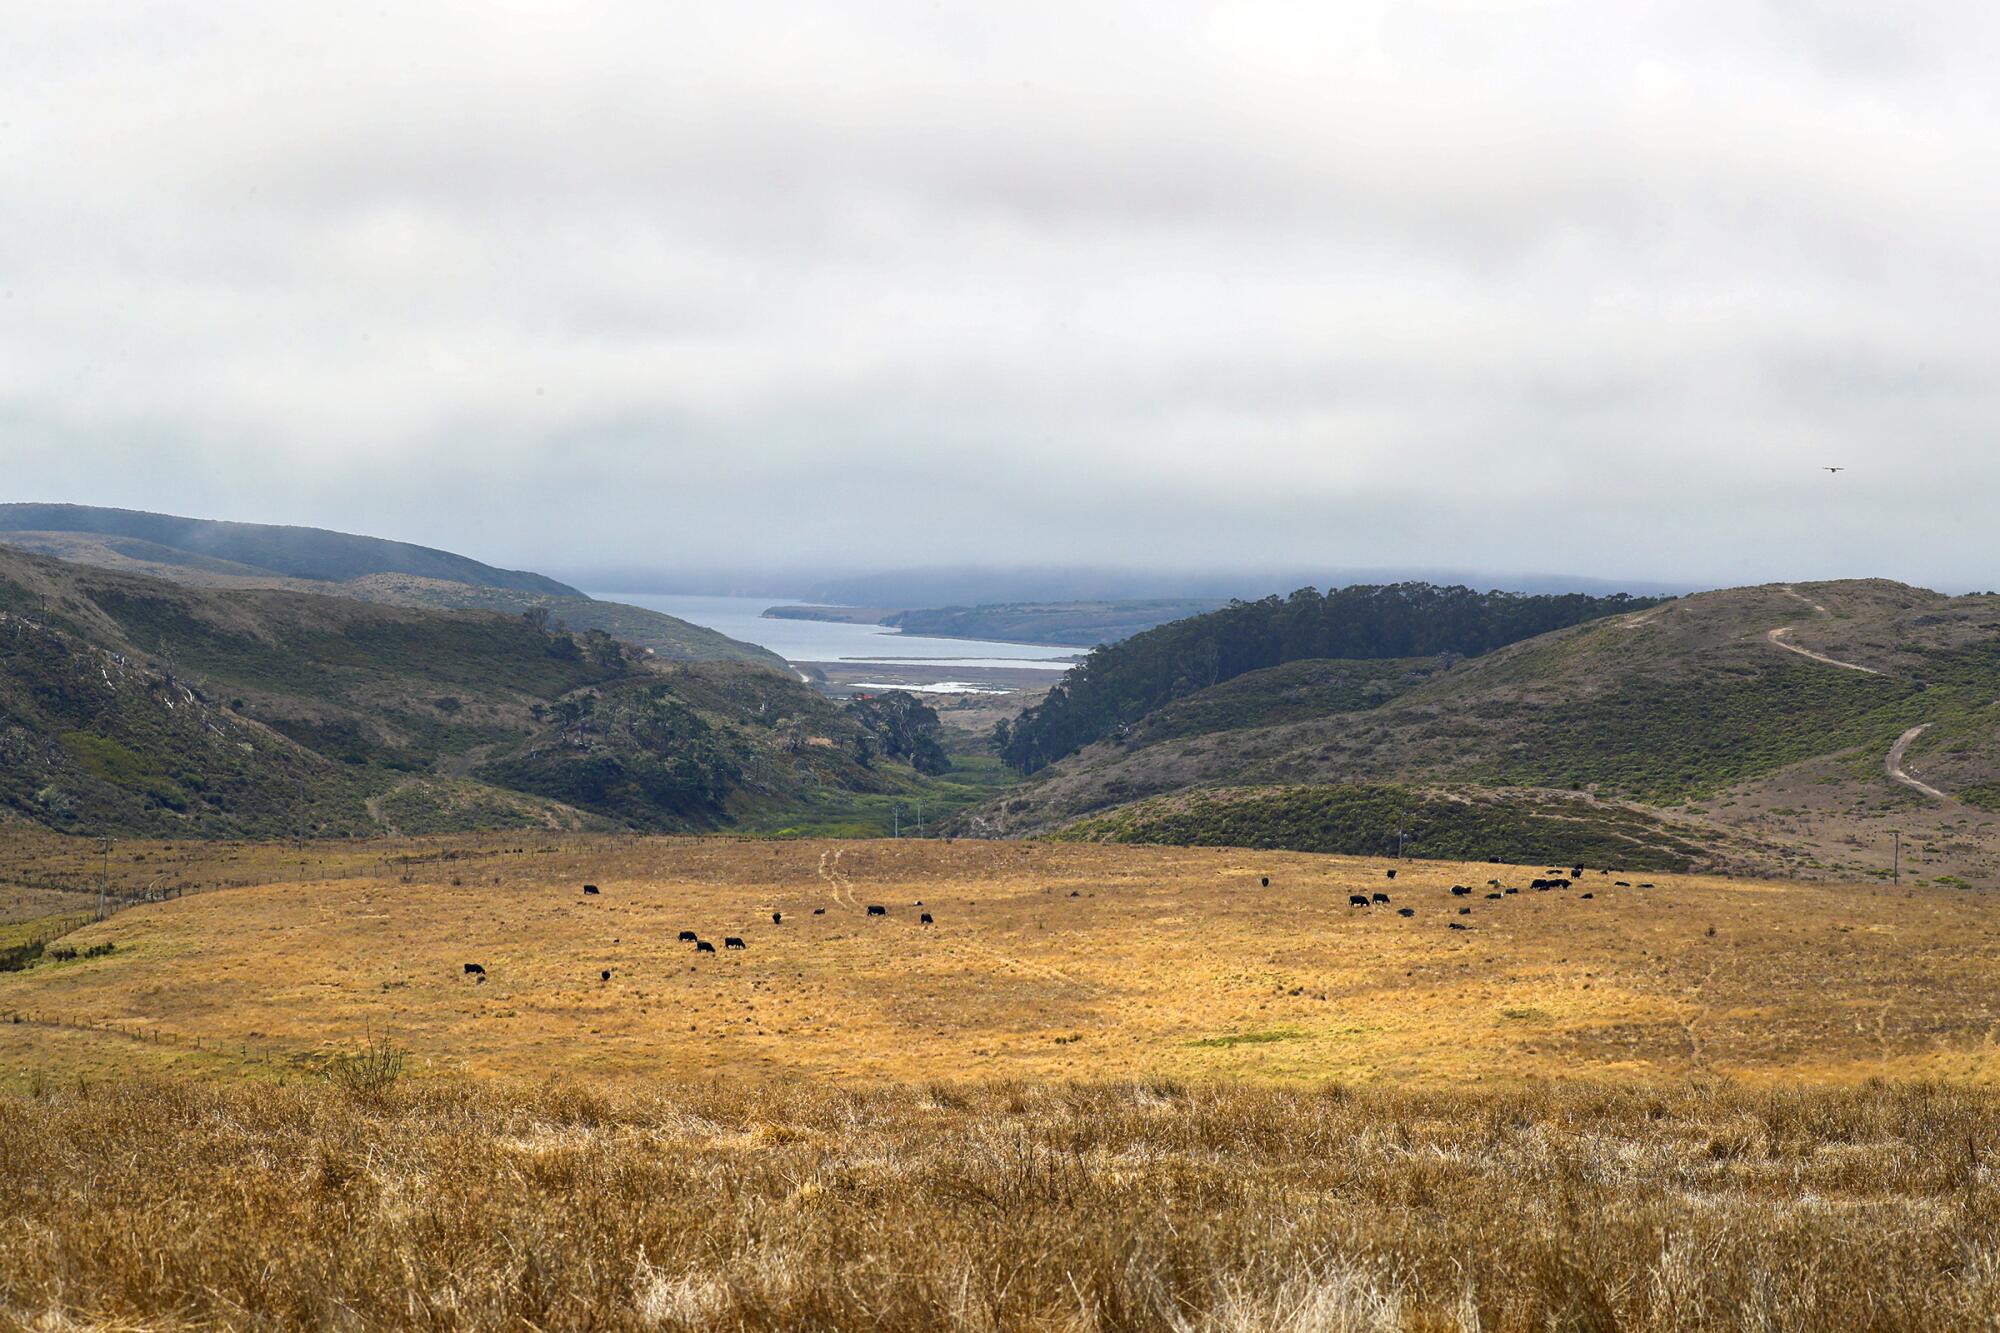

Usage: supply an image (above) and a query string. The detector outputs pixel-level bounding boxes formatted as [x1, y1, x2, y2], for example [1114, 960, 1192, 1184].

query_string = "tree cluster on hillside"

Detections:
[476, 683, 742, 826]
[994, 583, 1667, 772]
[846, 691, 950, 775]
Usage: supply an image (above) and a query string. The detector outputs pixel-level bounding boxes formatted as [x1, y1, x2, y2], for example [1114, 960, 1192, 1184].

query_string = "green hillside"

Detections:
[1054, 784, 1764, 873]
[965, 581, 2000, 881]
[0, 548, 979, 839]
[994, 583, 1667, 772]
[339, 575, 786, 668]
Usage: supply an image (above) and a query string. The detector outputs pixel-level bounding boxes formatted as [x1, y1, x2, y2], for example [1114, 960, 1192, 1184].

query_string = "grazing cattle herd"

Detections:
[459, 862, 1656, 985]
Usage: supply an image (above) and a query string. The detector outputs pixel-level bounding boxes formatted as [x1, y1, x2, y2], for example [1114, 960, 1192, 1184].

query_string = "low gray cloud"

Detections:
[5, 1, 1999, 592]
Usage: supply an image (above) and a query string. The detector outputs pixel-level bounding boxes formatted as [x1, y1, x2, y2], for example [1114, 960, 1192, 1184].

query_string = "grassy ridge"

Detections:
[971, 582, 2000, 856]
[1124, 657, 1444, 748]
[0, 502, 574, 593]
[2, 1076, 1997, 1329]
[1055, 783, 1718, 871]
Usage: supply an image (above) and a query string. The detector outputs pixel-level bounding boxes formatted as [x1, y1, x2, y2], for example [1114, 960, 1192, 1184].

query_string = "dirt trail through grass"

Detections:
[1764, 587, 1881, 675]
[1886, 723, 1949, 801]
[1767, 586, 1952, 801]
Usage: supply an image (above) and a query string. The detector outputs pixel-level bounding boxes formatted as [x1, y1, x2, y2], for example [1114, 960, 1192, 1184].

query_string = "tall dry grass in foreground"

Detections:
[3, 1076, 2000, 1330]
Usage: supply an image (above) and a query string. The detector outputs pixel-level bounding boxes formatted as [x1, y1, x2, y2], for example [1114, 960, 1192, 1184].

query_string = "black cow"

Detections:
[1580, 892, 1594, 900]
[1551, 878, 1571, 889]
[1458, 906, 1472, 915]
[1485, 892, 1502, 900]
[920, 912, 934, 924]
[1260, 876, 1270, 887]
[695, 940, 715, 953]
[1448, 921, 1469, 931]
[1615, 881, 1631, 887]
[1385, 869, 1397, 880]
[463, 963, 485, 976]
[813, 907, 827, 915]
[772, 911, 782, 924]
[1372, 892, 1391, 904]
[1451, 886, 1471, 896]
[1504, 887, 1519, 895]
[1487, 879, 1501, 888]
[600, 969, 611, 982]
[1638, 882, 1655, 889]
[1349, 894, 1369, 907]
[725, 937, 746, 949]
[678, 930, 698, 942]
[583, 884, 600, 895]
[1396, 907, 1415, 918]
[867, 905, 887, 916]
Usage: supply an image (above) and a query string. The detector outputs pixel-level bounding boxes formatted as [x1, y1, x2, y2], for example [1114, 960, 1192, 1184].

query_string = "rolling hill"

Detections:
[0, 547, 986, 839]
[964, 580, 2000, 882]
[0, 505, 784, 668]
[0, 503, 574, 593]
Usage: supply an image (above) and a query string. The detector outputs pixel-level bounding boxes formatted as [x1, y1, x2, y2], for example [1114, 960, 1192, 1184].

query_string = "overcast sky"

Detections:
[6, 2, 2000, 593]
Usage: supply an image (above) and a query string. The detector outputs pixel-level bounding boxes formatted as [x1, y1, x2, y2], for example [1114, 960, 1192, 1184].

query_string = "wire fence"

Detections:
[1, 1006, 292, 1069]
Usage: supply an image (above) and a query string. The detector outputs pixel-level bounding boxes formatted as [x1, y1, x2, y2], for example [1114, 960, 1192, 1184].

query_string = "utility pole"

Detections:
[1396, 809, 1407, 859]
[1893, 830, 1902, 886]
[892, 805, 900, 838]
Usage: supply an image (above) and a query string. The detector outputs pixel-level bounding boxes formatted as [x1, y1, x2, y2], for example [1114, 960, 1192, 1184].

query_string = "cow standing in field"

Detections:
[867, 905, 887, 917]
[920, 912, 934, 924]
[583, 885, 600, 895]
[1397, 907, 1415, 918]
[678, 930, 698, 942]
[1349, 895, 1369, 907]
[463, 963, 485, 976]
[1385, 870, 1397, 880]
[725, 937, 746, 950]
[1372, 892, 1391, 905]
[695, 940, 716, 954]
[772, 912, 782, 925]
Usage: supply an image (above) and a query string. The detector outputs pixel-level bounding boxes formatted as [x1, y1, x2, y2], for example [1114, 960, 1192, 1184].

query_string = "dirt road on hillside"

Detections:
[1885, 724, 1950, 801]
[1763, 588, 1947, 802]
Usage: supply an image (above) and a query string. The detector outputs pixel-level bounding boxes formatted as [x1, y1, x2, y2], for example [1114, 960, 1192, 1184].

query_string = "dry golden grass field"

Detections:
[10, 832, 2000, 1328]
[5, 833, 2000, 1089]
